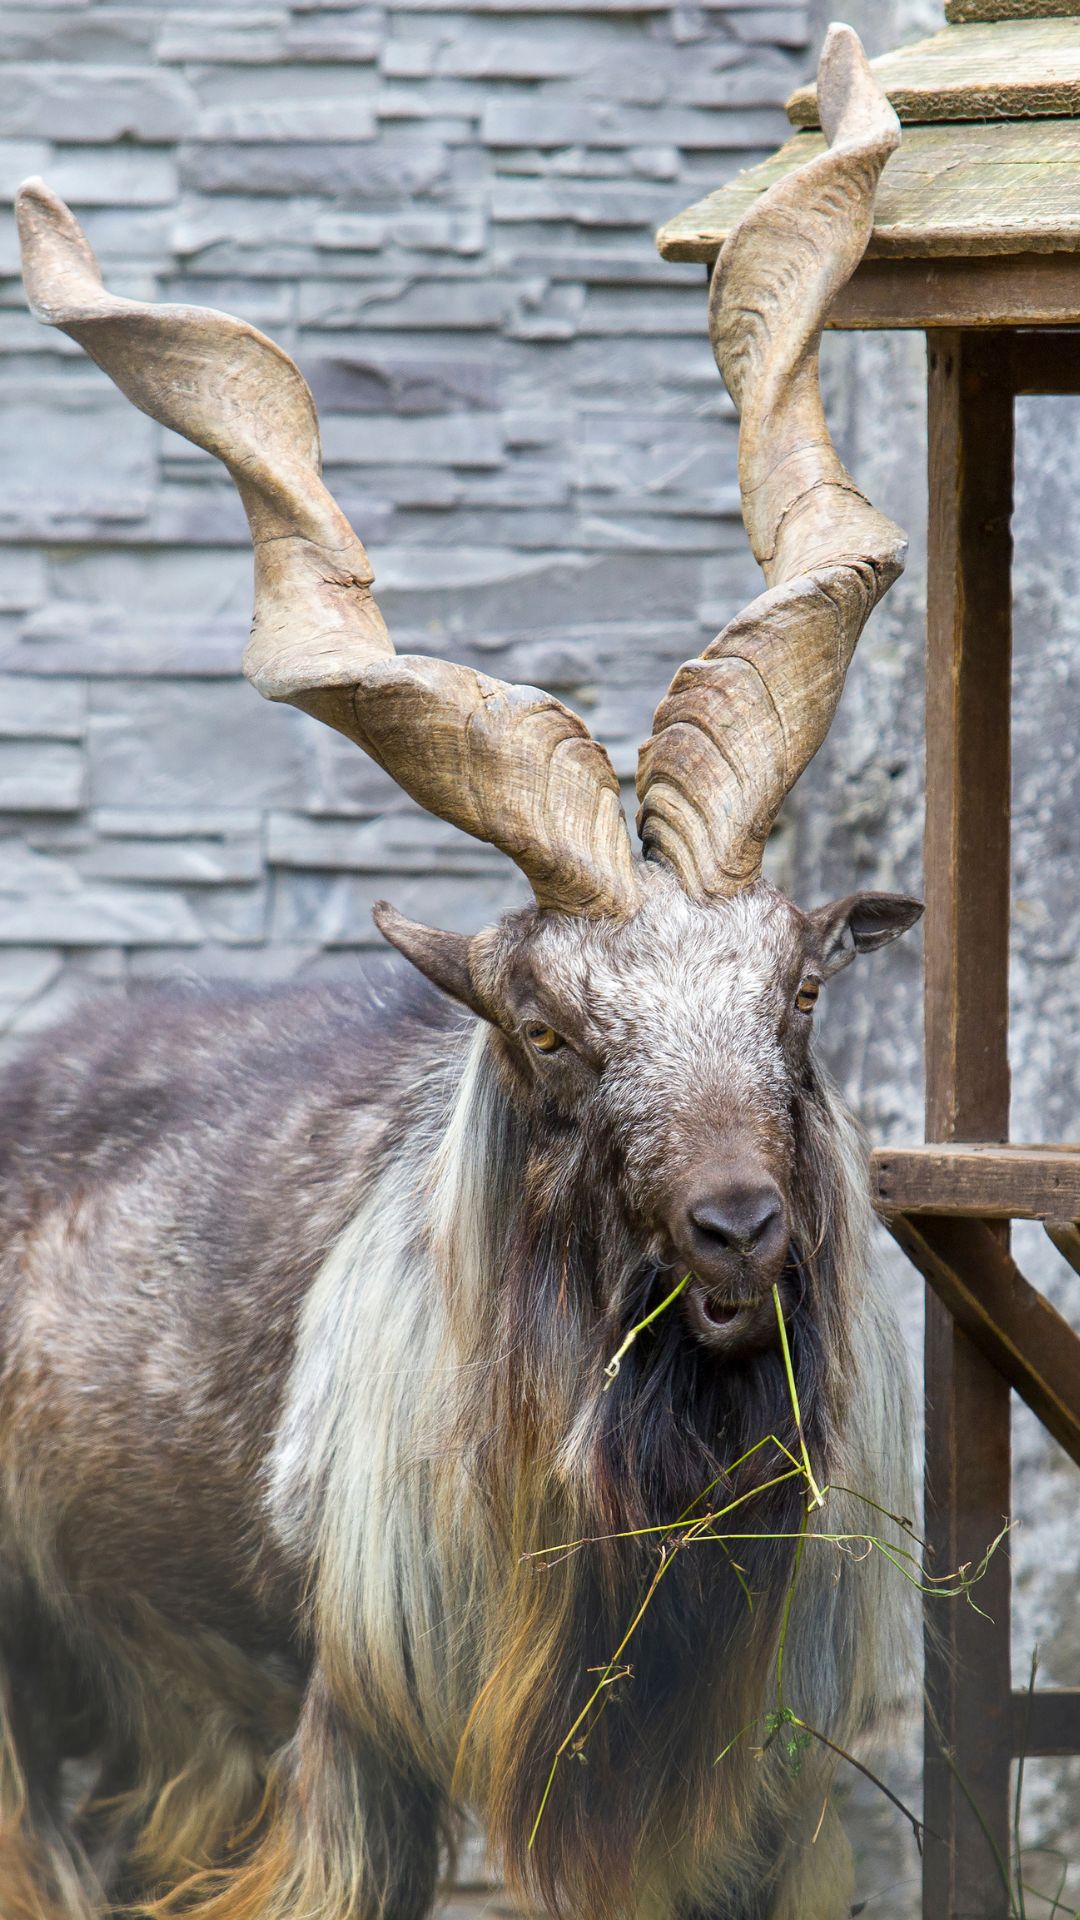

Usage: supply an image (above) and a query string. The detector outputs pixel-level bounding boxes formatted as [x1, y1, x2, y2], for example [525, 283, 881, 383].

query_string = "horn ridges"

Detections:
[17, 178, 639, 922]
[636, 25, 906, 897]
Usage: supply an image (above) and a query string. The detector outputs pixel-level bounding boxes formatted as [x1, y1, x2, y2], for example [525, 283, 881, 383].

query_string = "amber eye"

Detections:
[525, 1023, 565, 1055]
[795, 977, 820, 1015]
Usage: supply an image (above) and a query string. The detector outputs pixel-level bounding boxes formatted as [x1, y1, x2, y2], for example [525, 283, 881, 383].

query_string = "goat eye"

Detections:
[795, 977, 820, 1015]
[525, 1023, 565, 1055]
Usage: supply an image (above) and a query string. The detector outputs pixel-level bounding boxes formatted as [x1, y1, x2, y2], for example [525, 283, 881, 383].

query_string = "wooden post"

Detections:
[923, 329, 1014, 1920]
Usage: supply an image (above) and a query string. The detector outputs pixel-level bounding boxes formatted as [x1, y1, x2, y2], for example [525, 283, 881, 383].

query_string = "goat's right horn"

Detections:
[17, 180, 641, 923]
[637, 24, 906, 899]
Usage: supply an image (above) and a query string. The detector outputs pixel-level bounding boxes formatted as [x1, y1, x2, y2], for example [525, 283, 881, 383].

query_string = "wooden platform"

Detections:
[656, 120, 1080, 267]
[788, 17, 1080, 127]
[949, 1, 1080, 19]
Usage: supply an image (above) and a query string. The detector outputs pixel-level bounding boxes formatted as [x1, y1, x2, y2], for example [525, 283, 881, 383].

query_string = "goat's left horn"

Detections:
[636, 25, 905, 898]
[16, 180, 641, 922]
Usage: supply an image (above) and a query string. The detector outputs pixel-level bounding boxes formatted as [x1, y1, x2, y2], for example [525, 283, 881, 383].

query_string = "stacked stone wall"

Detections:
[0, 0, 805, 1029]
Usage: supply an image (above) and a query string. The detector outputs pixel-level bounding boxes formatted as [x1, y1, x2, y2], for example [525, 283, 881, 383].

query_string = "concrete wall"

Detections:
[2, 0, 1080, 1912]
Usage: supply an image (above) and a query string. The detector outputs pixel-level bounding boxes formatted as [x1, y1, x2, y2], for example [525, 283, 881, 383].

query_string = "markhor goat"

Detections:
[1, 28, 919, 1920]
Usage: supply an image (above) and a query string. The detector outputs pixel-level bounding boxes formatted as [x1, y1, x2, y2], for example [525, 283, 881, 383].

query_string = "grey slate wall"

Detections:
[4, 0, 1080, 1913]
[0, 0, 807, 1036]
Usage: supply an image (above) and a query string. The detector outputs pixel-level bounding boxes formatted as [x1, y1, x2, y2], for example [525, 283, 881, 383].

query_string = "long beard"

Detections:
[431, 1045, 857, 1917]
[450, 1199, 842, 1918]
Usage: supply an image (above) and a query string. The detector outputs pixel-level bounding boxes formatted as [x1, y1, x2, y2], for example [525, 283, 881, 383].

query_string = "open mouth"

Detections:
[698, 1296, 744, 1331]
[684, 1281, 783, 1355]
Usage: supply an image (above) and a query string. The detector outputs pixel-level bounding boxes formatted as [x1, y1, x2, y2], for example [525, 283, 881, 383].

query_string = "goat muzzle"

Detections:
[668, 1171, 790, 1354]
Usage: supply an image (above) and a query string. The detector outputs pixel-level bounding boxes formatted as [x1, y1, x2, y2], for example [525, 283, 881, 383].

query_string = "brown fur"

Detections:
[0, 877, 917, 1919]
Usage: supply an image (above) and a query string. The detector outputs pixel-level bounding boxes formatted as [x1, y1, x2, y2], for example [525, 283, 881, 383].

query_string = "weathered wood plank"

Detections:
[872, 1144, 1080, 1218]
[885, 1215, 1080, 1468]
[656, 122, 1080, 266]
[949, 0, 1080, 22]
[831, 255, 1080, 329]
[921, 331, 1014, 1920]
[789, 20, 1080, 127]
[925, 335, 1014, 1146]
[1005, 328, 1080, 389]
[1012, 1689, 1080, 1756]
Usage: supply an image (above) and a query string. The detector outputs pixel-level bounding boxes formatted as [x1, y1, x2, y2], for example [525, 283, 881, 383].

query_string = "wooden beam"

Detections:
[1012, 1689, 1080, 1757]
[1005, 330, 1080, 393]
[884, 1214, 1080, 1468]
[922, 330, 1014, 1920]
[832, 256, 1080, 331]
[872, 1143, 1080, 1218]
[925, 336, 1013, 1144]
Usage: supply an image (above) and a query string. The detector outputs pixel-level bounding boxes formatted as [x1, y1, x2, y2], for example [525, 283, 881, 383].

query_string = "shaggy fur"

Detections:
[0, 872, 915, 1919]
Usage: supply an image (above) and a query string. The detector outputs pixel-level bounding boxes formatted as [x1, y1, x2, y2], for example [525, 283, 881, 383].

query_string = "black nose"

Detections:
[689, 1185, 784, 1260]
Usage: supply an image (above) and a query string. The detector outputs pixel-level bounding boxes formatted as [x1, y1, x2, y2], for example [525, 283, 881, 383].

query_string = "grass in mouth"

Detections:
[523, 1276, 1009, 1876]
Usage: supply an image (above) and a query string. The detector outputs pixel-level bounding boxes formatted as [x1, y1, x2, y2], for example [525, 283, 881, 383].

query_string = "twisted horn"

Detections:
[637, 24, 905, 898]
[17, 180, 640, 921]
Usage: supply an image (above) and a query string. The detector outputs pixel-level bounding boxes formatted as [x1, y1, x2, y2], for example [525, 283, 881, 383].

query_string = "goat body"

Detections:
[0, 920, 913, 1920]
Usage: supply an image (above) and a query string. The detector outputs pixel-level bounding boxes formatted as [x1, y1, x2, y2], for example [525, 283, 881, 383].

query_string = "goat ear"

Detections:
[808, 891, 923, 978]
[372, 901, 490, 1018]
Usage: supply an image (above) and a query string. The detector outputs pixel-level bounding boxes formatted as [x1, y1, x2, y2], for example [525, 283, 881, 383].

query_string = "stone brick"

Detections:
[4, 609, 244, 677]
[267, 810, 505, 872]
[395, 18, 671, 82]
[0, 551, 47, 614]
[298, 722, 413, 819]
[0, 212, 22, 278]
[314, 208, 486, 255]
[44, 147, 180, 208]
[0, 879, 203, 946]
[125, 942, 326, 984]
[0, 10, 157, 64]
[92, 808, 262, 840]
[160, 276, 295, 326]
[47, 545, 251, 622]
[386, 0, 670, 12]
[190, 60, 379, 141]
[306, 350, 499, 415]
[320, 412, 505, 469]
[183, 878, 269, 942]
[78, 831, 262, 885]
[0, 140, 50, 195]
[87, 681, 303, 810]
[0, 676, 84, 739]
[724, 7, 810, 49]
[285, 16, 383, 63]
[0, 741, 85, 812]
[578, 285, 713, 335]
[298, 277, 514, 331]
[0, 947, 63, 1033]
[482, 102, 785, 149]
[157, 12, 290, 65]
[490, 178, 694, 227]
[271, 867, 526, 944]
[0, 66, 196, 141]
[195, 98, 377, 143]
[0, 382, 156, 530]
